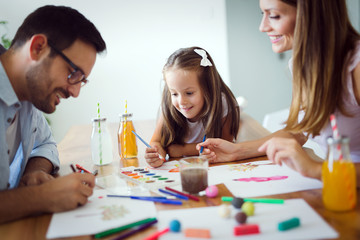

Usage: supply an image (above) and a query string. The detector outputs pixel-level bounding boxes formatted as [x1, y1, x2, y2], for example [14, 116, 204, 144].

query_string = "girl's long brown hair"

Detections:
[161, 47, 240, 147]
[284, 0, 360, 136]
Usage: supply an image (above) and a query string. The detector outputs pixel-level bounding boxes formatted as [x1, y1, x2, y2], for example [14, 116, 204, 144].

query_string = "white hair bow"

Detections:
[194, 49, 213, 67]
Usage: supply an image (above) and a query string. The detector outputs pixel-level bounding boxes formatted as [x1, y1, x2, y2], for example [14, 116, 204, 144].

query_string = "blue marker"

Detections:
[200, 134, 207, 154]
[158, 188, 189, 200]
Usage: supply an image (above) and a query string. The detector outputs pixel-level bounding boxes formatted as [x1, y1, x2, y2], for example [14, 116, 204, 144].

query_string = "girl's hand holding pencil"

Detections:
[131, 131, 166, 168]
[145, 144, 166, 168]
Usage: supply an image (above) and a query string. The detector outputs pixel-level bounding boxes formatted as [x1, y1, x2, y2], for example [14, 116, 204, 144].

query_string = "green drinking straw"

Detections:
[97, 102, 103, 165]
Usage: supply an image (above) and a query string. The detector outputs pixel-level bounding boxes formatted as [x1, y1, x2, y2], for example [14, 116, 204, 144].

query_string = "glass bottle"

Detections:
[322, 137, 357, 211]
[91, 118, 113, 166]
[118, 113, 138, 159]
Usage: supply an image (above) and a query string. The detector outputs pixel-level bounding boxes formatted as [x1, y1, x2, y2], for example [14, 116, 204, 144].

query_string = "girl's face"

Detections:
[165, 69, 205, 122]
[259, 0, 297, 53]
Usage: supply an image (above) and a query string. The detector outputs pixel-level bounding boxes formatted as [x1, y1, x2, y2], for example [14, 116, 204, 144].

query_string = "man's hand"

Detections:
[40, 173, 95, 212]
[19, 170, 54, 187]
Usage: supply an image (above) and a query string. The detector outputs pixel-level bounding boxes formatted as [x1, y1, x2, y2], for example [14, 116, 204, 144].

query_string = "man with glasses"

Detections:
[0, 5, 106, 223]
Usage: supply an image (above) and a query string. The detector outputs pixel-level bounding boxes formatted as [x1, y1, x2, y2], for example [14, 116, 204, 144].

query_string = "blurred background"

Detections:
[1, 0, 359, 143]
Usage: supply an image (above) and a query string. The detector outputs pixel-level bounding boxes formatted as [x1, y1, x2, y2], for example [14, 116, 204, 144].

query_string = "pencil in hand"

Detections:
[132, 131, 166, 160]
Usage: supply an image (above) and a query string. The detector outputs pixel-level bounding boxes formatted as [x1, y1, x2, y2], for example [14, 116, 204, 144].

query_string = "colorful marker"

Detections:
[165, 186, 200, 201]
[199, 134, 206, 154]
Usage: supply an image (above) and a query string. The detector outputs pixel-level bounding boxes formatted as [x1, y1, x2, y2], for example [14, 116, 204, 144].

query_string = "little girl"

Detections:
[145, 47, 240, 167]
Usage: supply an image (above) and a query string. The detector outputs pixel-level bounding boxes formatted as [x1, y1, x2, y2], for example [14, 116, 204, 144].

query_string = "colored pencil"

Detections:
[132, 130, 151, 148]
[130, 197, 183, 205]
[107, 194, 182, 205]
[158, 188, 189, 200]
[112, 219, 158, 240]
[144, 227, 170, 240]
[70, 164, 76, 173]
[75, 164, 92, 174]
[132, 130, 166, 160]
[199, 134, 207, 154]
[165, 186, 200, 201]
[107, 195, 168, 199]
[94, 217, 156, 238]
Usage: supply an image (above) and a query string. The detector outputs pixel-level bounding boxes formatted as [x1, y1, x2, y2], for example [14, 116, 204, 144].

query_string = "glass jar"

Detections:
[322, 137, 357, 211]
[91, 118, 113, 166]
[118, 113, 138, 159]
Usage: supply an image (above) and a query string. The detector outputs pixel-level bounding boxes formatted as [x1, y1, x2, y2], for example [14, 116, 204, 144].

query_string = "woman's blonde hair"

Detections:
[160, 47, 240, 148]
[285, 0, 360, 136]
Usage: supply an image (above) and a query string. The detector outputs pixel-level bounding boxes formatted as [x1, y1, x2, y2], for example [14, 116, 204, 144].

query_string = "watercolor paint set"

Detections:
[118, 166, 181, 192]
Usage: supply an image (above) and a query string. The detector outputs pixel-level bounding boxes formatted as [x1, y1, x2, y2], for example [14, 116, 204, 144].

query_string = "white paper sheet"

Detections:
[156, 199, 338, 240]
[46, 189, 157, 239]
[208, 161, 323, 197]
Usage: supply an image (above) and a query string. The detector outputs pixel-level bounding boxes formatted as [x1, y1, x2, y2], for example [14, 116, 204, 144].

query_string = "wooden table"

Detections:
[0, 113, 359, 240]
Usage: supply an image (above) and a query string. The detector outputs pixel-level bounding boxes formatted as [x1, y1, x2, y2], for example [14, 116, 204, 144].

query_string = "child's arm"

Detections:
[168, 115, 235, 157]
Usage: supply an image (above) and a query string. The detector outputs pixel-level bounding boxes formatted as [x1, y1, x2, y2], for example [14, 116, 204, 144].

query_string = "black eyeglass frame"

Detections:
[48, 42, 88, 87]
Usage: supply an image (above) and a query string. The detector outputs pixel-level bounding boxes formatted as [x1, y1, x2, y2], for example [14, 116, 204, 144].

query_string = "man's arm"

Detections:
[19, 157, 54, 187]
[0, 173, 95, 224]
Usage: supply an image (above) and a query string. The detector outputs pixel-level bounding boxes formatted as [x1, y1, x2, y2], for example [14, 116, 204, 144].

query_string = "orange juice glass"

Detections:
[322, 137, 357, 211]
[118, 113, 138, 159]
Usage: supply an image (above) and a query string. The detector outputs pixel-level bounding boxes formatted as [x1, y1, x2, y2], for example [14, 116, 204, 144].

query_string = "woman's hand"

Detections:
[196, 138, 239, 163]
[258, 137, 322, 179]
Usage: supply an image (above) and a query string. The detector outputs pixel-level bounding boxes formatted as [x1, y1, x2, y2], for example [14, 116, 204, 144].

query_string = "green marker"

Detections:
[94, 217, 157, 238]
[221, 196, 284, 204]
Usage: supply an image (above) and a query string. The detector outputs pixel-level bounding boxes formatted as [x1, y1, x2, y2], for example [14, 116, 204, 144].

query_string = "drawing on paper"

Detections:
[168, 163, 179, 172]
[229, 163, 259, 172]
[75, 204, 129, 220]
[101, 204, 129, 220]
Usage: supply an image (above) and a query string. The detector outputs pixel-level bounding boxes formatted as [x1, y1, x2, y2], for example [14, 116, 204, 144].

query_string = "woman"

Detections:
[197, 0, 360, 184]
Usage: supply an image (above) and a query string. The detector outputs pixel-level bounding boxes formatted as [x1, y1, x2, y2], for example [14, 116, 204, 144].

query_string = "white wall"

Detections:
[0, 0, 229, 142]
[1, 0, 359, 142]
[226, 0, 293, 123]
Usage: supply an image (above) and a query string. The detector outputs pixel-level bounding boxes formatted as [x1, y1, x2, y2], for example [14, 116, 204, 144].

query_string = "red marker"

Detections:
[75, 164, 92, 174]
[165, 186, 200, 201]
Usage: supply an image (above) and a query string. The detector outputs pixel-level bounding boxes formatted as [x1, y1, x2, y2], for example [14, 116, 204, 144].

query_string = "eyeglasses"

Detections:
[48, 42, 88, 87]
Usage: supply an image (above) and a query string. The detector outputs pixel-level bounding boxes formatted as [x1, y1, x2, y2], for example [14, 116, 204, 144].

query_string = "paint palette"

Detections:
[118, 165, 181, 192]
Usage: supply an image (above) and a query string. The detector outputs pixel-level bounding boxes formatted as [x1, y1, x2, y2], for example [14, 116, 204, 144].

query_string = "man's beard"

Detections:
[25, 58, 69, 113]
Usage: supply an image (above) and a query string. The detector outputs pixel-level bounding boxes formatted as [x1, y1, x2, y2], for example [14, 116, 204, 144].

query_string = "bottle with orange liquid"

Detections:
[322, 137, 357, 211]
[118, 113, 138, 159]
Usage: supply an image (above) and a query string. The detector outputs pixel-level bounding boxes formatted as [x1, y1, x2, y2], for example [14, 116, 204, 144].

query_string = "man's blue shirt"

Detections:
[0, 61, 59, 189]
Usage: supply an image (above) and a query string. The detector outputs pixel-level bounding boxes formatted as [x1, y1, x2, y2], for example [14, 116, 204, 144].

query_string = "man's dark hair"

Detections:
[11, 5, 106, 53]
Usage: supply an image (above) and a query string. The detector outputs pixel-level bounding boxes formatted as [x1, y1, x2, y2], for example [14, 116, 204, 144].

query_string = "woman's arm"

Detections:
[198, 129, 307, 163]
[221, 115, 235, 142]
